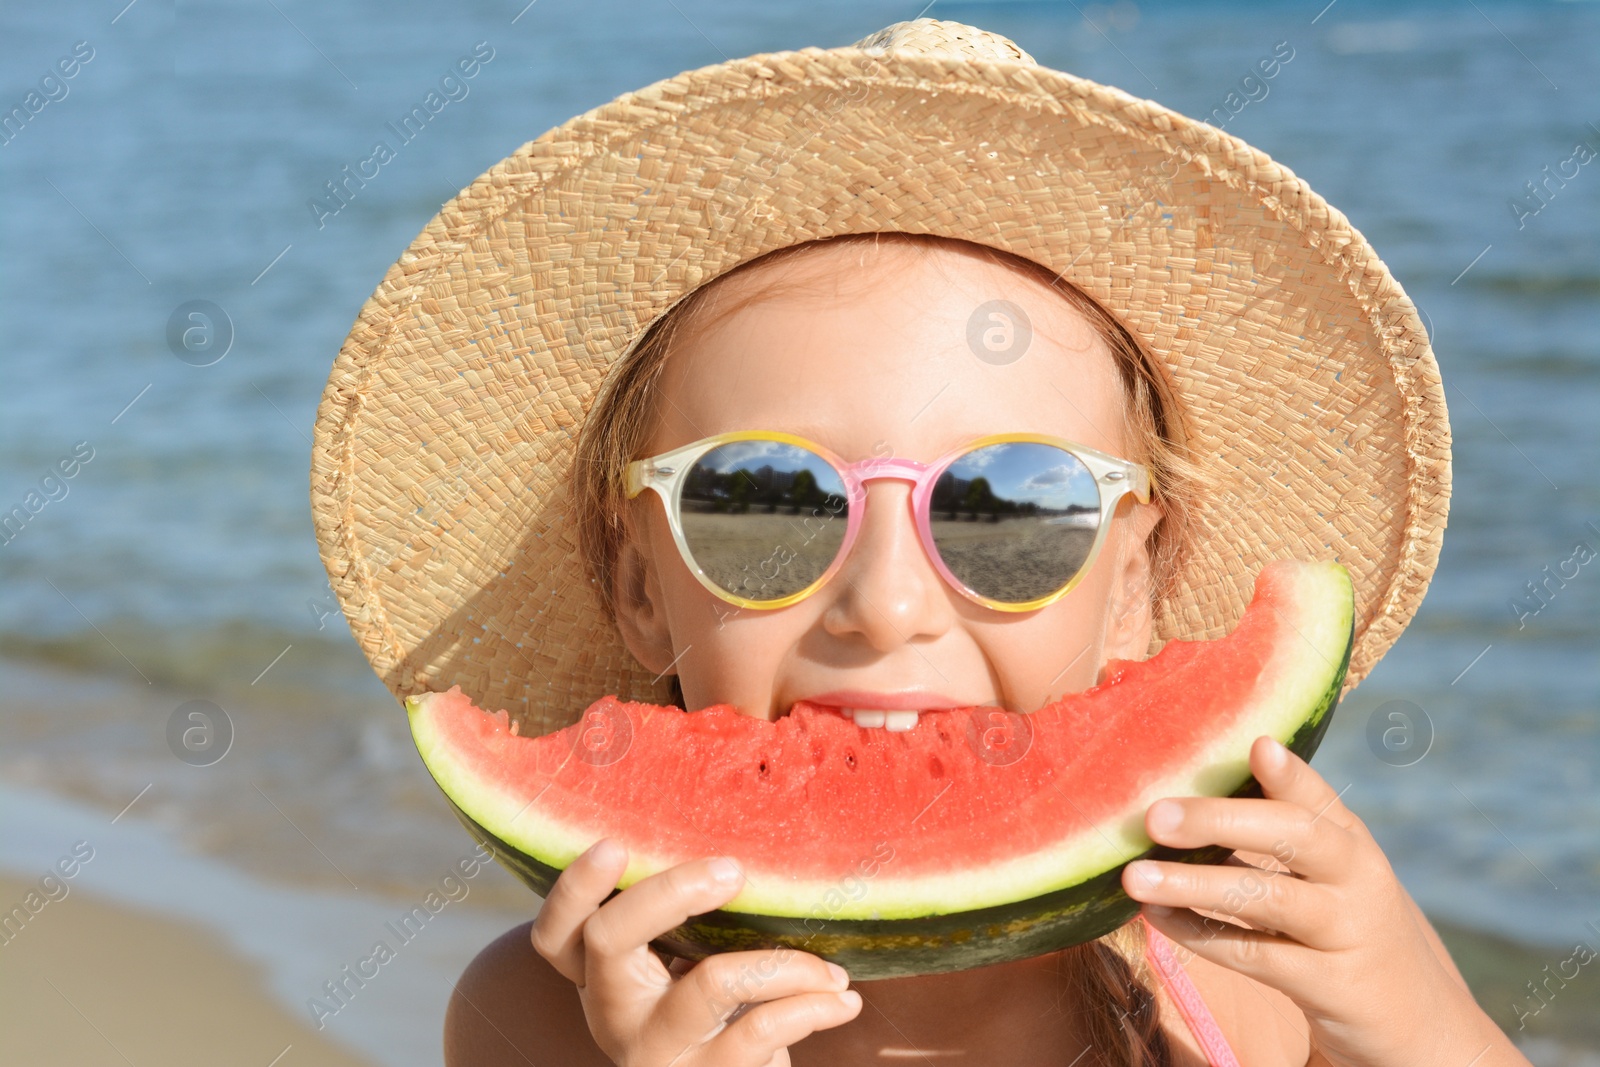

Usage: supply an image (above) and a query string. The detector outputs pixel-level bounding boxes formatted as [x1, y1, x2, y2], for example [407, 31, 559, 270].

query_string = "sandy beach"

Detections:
[0, 874, 375, 1067]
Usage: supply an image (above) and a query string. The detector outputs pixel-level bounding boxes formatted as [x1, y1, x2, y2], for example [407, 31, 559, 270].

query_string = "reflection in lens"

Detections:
[929, 442, 1100, 604]
[678, 439, 849, 602]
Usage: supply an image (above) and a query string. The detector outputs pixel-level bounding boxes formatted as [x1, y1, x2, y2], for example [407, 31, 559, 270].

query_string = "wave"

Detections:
[0, 619, 384, 704]
[1464, 272, 1600, 300]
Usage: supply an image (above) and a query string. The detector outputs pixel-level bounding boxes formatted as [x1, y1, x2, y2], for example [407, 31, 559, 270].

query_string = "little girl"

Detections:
[307, 17, 1521, 1067]
[440, 232, 1523, 1065]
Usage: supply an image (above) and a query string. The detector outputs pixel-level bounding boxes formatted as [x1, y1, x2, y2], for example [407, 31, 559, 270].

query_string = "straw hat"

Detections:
[311, 18, 1450, 735]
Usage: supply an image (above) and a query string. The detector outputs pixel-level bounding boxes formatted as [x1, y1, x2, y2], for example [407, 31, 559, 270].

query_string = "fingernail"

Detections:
[825, 961, 849, 986]
[589, 839, 624, 866]
[837, 990, 862, 1010]
[709, 856, 744, 883]
[1266, 736, 1290, 769]
[1128, 860, 1164, 889]
[1146, 904, 1173, 919]
[1147, 800, 1182, 836]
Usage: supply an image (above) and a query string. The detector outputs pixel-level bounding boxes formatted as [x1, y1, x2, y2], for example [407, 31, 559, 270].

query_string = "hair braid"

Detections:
[1062, 920, 1173, 1066]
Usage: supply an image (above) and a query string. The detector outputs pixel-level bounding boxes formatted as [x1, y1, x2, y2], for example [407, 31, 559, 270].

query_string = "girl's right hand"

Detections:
[530, 838, 863, 1066]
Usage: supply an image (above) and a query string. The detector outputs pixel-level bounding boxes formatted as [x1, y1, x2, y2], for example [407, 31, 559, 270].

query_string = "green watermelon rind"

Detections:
[432, 650, 1345, 980]
[411, 561, 1353, 979]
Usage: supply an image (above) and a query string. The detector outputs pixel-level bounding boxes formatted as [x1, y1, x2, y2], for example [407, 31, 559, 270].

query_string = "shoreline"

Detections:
[0, 651, 539, 910]
[0, 777, 533, 1067]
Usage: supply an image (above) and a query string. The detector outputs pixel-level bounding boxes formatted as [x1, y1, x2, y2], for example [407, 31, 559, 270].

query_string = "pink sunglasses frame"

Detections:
[623, 429, 1153, 613]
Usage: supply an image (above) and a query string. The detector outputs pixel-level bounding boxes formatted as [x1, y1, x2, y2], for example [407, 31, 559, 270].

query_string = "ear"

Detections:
[609, 503, 680, 678]
[1102, 497, 1165, 662]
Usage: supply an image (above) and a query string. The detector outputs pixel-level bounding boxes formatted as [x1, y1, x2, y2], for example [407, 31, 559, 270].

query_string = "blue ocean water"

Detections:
[1, 0, 1595, 971]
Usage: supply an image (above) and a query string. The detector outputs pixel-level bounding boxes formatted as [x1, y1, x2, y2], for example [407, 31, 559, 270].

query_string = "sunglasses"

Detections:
[623, 430, 1153, 613]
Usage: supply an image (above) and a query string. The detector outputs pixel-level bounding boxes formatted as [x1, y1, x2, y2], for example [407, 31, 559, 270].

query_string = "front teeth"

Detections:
[845, 708, 918, 731]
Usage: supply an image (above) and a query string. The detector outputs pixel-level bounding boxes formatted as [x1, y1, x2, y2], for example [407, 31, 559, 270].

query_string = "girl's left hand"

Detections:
[1121, 735, 1531, 1067]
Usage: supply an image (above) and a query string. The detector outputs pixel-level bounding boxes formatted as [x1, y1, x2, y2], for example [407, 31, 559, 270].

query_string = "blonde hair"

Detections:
[572, 231, 1217, 1064]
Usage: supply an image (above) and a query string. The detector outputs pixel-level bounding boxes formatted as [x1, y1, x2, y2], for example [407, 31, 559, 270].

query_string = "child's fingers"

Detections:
[1142, 904, 1318, 992]
[703, 989, 863, 1064]
[581, 856, 746, 989]
[1250, 735, 1363, 835]
[1123, 856, 1336, 949]
[1142, 795, 1357, 884]
[661, 946, 848, 1029]
[529, 838, 630, 986]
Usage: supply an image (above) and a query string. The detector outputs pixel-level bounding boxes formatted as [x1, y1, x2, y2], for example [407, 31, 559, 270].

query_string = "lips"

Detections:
[800, 690, 974, 711]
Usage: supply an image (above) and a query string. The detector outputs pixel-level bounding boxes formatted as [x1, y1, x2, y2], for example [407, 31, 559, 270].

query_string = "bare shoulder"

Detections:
[444, 920, 614, 1067]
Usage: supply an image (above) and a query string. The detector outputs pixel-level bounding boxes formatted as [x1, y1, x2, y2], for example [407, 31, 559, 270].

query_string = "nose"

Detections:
[819, 476, 951, 651]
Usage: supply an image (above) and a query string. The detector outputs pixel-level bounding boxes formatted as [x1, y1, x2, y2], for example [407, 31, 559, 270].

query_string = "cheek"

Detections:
[982, 588, 1112, 713]
[945, 496, 1136, 711]
[658, 564, 806, 717]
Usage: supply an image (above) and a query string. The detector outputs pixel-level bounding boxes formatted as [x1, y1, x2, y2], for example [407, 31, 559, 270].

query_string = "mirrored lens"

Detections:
[929, 442, 1102, 604]
[678, 439, 850, 602]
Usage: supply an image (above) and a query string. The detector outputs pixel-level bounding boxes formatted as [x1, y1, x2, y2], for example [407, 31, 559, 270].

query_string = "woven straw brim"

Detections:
[311, 23, 1450, 735]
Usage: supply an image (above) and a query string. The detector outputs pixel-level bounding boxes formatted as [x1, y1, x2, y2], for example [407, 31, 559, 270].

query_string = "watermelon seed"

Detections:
[758, 759, 769, 779]
[843, 748, 856, 770]
[928, 756, 944, 778]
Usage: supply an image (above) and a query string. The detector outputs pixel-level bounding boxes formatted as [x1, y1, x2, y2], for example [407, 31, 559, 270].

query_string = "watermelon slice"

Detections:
[407, 558, 1353, 978]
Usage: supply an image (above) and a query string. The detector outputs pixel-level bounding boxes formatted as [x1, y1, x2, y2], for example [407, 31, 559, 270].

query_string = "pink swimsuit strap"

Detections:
[1138, 913, 1242, 1067]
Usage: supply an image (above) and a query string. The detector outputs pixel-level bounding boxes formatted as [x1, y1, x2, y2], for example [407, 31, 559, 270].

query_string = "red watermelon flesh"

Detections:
[408, 558, 1353, 923]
